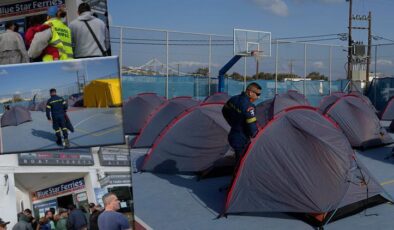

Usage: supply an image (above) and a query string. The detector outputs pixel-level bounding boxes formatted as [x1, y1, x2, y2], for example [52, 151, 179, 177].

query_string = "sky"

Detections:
[0, 56, 119, 98]
[107, 0, 394, 45]
[106, 0, 394, 79]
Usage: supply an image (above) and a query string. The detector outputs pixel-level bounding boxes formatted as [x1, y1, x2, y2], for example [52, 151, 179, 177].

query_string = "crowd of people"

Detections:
[0, 193, 131, 230]
[0, 3, 110, 65]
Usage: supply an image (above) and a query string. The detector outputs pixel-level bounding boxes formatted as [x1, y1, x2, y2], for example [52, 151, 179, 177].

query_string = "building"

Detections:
[0, 145, 133, 226]
[0, 0, 110, 34]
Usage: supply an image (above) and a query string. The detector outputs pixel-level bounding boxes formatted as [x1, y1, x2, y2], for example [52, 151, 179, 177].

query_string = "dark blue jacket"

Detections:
[222, 92, 258, 138]
[46, 95, 67, 120]
[67, 209, 88, 230]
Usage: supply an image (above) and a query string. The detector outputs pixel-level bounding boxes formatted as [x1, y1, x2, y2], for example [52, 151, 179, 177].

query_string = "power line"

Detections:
[372, 35, 394, 43]
[293, 38, 342, 43]
[275, 33, 346, 40]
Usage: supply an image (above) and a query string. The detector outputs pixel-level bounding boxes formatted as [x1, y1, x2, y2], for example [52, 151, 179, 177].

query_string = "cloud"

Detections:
[250, 0, 342, 16]
[295, 0, 343, 3]
[312, 61, 324, 69]
[318, 0, 342, 3]
[376, 59, 393, 66]
[0, 69, 8, 75]
[250, 0, 289, 17]
[170, 61, 220, 68]
[61, 61, 84, 72]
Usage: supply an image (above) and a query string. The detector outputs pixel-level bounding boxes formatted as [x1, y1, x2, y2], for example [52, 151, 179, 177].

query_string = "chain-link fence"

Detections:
[111, 26, 368, 106]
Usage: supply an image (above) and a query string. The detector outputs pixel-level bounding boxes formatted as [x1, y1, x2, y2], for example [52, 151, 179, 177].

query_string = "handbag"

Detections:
[83, 20, 108, 56]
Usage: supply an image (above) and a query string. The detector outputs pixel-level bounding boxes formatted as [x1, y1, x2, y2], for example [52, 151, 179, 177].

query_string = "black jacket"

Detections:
[46, 95, 67, 120]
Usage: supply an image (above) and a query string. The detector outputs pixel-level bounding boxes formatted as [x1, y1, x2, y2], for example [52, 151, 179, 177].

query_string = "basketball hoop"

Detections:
[251, 50, 263, 78]
[251, 50, 263, 61]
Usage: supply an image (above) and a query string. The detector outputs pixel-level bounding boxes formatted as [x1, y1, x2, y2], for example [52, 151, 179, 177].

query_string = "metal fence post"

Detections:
[374, 45, 377, 106]
[208, 35, 212, 96]
[244, 56, 247, 90]
[166, 31, 169, 99]
[329, 46, 332, 95]
[304, 43, 307, 96]
[119, 26, 123, 74]
[275, 40, 278, 94]
[374, 45, 377, 79]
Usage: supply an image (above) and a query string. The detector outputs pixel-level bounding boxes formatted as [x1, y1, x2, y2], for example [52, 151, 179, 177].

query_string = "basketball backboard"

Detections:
[234, 28, 271, 57]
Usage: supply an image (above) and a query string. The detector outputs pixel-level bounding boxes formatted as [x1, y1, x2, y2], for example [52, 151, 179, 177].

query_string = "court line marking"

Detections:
[381, 180, 394, 186]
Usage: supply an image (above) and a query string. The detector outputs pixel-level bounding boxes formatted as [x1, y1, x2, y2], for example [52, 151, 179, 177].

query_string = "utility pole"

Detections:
[366, 11, 372, 84]
[347, 0, 353, 82]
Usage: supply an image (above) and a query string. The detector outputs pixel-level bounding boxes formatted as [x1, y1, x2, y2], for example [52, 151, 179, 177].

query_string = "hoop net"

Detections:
[251, 50, 263, 61]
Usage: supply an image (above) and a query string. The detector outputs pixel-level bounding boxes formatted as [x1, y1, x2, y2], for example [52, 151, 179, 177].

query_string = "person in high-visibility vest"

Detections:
[43, 6, 74, 61]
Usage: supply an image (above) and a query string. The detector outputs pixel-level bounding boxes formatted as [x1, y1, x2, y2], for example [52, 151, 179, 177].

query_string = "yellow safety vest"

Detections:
[43, 18, 74, 61]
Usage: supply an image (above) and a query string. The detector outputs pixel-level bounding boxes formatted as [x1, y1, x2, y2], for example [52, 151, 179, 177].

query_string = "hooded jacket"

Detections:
[69, 11, 109, 58]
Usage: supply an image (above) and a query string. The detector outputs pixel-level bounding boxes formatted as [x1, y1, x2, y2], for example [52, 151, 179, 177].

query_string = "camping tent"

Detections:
[123, 93, 166, 135]
[349, 91, 377, 112]
[224, 106, 389, 226]
[68, 93, 84, 107]
[133, 96, 200, 148]
[83, 78, 121, 108]
[256, 90, 310, 127]
[29, 100, 47, 112]
[1, 106, 32, 127]
[319, 94, 392, 148]
[380, 96, 394, 121]
[140, 102, 230, 173]
[203, 92, 230, 103]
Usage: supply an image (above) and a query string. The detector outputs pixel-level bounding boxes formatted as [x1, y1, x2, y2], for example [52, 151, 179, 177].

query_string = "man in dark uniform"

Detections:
[222, 82, 261, 165]
[46, 88, 70, 147]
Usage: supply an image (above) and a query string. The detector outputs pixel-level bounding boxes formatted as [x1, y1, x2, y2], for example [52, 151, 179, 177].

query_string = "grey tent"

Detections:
[203, 92, 230, 103]
[122, 93, 166, 134]
[1, 106, 32, 127]
[256, 90, 310, 127]
[68, 94, 84, 107]
[318, 92, 345, 113]
[225, 106, 389, 226]
[349, 91, 377, 113]
[319, 94, 392, 148]
[133, 96, 200, 148]
[140, 102, 230, 173]
[29, 100, 47, 112]
[380, 96, 394, 121]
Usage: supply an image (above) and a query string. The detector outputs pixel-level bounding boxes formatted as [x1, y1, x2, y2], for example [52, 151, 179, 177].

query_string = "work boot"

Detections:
[56, 139, 63, 146]
[64, 139, 70, 148]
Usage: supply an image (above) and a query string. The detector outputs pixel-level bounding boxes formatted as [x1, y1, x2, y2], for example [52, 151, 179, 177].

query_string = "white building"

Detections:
[0, 146, 133, 227]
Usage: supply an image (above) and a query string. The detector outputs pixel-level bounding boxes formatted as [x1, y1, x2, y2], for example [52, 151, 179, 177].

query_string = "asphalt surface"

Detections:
[0, 108, 125, 154]
[131, 132, 394, 230]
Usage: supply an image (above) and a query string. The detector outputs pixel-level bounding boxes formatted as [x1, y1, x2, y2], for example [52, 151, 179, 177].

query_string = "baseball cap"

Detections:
[47, 6, 59, 17]
[0, 218, 10, 226]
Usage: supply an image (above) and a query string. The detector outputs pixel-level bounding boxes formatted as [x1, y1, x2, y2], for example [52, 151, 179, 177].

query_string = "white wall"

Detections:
[0, 152, 130, 222]
[0, 172, 18, 227]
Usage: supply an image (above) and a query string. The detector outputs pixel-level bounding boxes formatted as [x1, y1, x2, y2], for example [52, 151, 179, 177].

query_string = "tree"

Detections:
[307, 71, 328, 81]
[192, 67, 209, 76]
[12, 94, 23, 102]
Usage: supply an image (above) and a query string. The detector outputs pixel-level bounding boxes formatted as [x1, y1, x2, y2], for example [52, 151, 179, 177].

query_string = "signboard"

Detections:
[94, 187, 107, 207]
[0, 0, 65, 19]
[18, 148, 94, 166]
[34, 178, 85, 200]
[99, 173, 131, 187]
[98, 146, 130, 166]
[32, 199, 57, 218]
[76, 192, 88, 202]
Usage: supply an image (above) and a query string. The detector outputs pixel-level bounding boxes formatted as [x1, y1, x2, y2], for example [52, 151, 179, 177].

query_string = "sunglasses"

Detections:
[249, 90, 261, 97]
